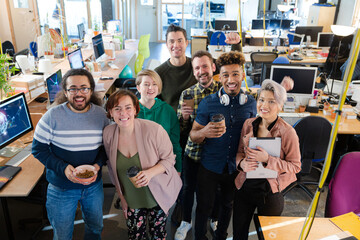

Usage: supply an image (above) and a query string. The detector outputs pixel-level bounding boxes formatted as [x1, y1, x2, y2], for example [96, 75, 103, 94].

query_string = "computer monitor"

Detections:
[293, 26, 323, 43]
[214, 20, 237, 31]
[270, 65, 317, 96]
[260, 63, 304, 85]
[0, 93, 33, 155]
[46, 70, 62, 105]
[77, 23, 85, 41]
[68, 48, 85, 69]
[317, 32, 334, 48]
[269, 19, 292, 30]
[252, 19, 269, 30]
[92, 34, 106, 62]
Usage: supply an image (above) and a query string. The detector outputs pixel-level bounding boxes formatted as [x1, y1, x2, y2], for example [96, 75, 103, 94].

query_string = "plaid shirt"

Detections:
[177, 80, 222, 161]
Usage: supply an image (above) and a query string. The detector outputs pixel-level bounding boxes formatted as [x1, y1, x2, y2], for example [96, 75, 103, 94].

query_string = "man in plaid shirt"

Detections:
[174, 50, 222, 240]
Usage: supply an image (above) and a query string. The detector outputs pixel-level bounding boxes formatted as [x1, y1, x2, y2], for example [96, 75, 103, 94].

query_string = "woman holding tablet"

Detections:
[233, 80, 301, 240]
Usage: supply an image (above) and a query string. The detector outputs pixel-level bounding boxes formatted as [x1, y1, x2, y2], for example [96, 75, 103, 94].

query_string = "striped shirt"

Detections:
[32, 103, 110, 189]
[177, 80, 222, 161]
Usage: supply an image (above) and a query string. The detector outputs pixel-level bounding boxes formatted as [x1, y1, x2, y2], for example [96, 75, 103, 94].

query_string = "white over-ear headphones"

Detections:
[218, 87, 247, 106]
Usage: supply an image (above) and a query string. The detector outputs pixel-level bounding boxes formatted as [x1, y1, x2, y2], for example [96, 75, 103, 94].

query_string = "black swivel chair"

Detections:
[248, 52, 278, 85]
[282, 116, 332, 199]
[2, 40, 15, 57]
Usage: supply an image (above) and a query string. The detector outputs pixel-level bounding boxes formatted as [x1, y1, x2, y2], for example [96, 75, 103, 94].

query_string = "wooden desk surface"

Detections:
[258, 216, 344, 240]
[0, 155, 44, 197]
[312, 111, 360, 135]
[208, 45, 326, 66]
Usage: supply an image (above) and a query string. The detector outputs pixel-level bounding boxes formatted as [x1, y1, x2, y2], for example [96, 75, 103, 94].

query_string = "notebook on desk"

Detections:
[0, 165, 21, 190]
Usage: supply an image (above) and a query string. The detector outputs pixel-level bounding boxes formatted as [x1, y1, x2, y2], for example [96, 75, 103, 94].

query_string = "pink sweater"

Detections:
[103, 118, 182, 213]
[235, 117, 301, 193]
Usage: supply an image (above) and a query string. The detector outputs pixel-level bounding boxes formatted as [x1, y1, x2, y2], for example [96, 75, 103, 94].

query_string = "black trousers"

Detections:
[232, 186, 284, 240]
[195, 164, 236, 240]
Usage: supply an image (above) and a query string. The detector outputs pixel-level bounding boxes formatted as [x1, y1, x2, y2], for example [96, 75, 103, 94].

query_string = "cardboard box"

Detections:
[29, 86, 46, 99]
[10, 75, 43, 91]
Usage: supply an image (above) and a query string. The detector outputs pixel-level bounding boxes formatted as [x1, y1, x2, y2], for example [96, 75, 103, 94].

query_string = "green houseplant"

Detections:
[0, 54, 17, 100]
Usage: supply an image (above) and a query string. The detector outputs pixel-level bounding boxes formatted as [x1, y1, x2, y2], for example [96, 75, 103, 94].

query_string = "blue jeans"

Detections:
[46, 180, 104, 240]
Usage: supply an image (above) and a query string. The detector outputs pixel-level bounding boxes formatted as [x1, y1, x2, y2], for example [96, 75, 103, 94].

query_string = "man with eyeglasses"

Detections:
[32, 68, 109, 239]
[190, 52, 257, 240]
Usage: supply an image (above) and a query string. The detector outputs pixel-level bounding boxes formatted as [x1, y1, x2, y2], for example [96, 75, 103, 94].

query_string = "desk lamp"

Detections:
[328, 25, 355, 97]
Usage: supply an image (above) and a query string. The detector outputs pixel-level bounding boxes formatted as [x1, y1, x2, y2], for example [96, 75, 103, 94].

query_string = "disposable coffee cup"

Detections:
[183, 94, 194, 109]
[211, 113, 225, 127]
[126, 166, 141, 188]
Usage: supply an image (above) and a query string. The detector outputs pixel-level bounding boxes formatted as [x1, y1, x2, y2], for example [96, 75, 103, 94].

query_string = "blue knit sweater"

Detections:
[32, 103, 110, 189]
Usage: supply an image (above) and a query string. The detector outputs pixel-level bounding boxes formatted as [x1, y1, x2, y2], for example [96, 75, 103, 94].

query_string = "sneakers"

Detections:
[210, 219, 218, 232]
[174, 221, 192, 240]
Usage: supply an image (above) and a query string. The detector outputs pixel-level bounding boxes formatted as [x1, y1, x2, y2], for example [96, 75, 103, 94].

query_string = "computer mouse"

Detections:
[319, 104, 324, 110]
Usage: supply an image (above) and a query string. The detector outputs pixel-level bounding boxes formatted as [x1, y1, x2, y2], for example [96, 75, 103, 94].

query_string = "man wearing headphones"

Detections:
[190, 51, 257, 240]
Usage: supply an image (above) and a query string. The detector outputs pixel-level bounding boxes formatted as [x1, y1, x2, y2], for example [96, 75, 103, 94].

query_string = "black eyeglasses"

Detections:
[66, 87, 92, 95]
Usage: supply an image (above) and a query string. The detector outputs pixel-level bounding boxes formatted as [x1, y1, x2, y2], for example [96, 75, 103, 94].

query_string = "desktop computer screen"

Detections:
[0, 93, 33, 150]
[252, 19, 269, 30]
[68, 48, 85, 69]
[293, 26, 323, 43]
[214, 20, 237, 31]
[317, 32, 334, 48]
[269, 19, 292, 30]
[92, 34, 105, 61]
[270, 65, 317, 95]
[77, 23, 85, 41]
[46, 70, 62, 105]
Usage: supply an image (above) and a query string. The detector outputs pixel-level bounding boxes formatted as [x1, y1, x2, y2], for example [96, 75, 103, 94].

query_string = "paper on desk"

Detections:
[95, 83, 105, 92]
[330, 212, 360, 239]
[246, 137, 279, 179]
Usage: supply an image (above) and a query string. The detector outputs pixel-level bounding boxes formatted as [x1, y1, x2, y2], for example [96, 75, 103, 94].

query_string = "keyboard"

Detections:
[5, 143, 32, 167]
[279, 112, 311, 118]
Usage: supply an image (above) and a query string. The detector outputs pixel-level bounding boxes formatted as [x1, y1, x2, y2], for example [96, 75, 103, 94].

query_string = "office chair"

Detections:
[325, 152, 360, 217]
[282, 116, 332, 199]
[2, 40, 15, 57]
[210, 31, 226, 46]
[138, 34, 150, 59]
[29, 41, 38, 58]
[323, 34, 353, 81]
[248, 52, 278, 84]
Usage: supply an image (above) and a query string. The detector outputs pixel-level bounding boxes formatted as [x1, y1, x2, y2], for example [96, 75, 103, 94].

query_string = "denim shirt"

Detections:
[195, 89, 257, 174]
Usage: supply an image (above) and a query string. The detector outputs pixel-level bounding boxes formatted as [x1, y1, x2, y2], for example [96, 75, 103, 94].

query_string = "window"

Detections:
[64, 0, 88, 38]
[141, 0, 153, 5]
[37, 0, 60, 34]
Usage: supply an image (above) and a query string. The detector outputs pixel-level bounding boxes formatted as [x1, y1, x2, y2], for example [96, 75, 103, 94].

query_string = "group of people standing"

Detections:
[31, 24, 301, 240]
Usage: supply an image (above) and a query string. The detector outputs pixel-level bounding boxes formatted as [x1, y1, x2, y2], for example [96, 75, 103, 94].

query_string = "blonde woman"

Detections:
[136, 69, 182, 172]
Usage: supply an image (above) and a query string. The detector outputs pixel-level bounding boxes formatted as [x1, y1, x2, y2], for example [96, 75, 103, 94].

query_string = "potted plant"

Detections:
[93, 22, 100, 36]
[0, 54, 17, 100]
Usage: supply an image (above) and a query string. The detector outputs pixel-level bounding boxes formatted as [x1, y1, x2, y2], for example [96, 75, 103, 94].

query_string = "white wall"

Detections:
[0, 0, 12, 45]
[336, 0, 356, 26]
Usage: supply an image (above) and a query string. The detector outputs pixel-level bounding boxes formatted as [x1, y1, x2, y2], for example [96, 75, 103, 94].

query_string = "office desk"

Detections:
[208, 45, 326, 66]
[254, 215, 350, 240]
[0, 139, 45, 240]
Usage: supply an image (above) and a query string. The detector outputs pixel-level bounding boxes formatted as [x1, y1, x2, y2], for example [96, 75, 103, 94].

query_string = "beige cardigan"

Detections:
[103, 118, 182, 214]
